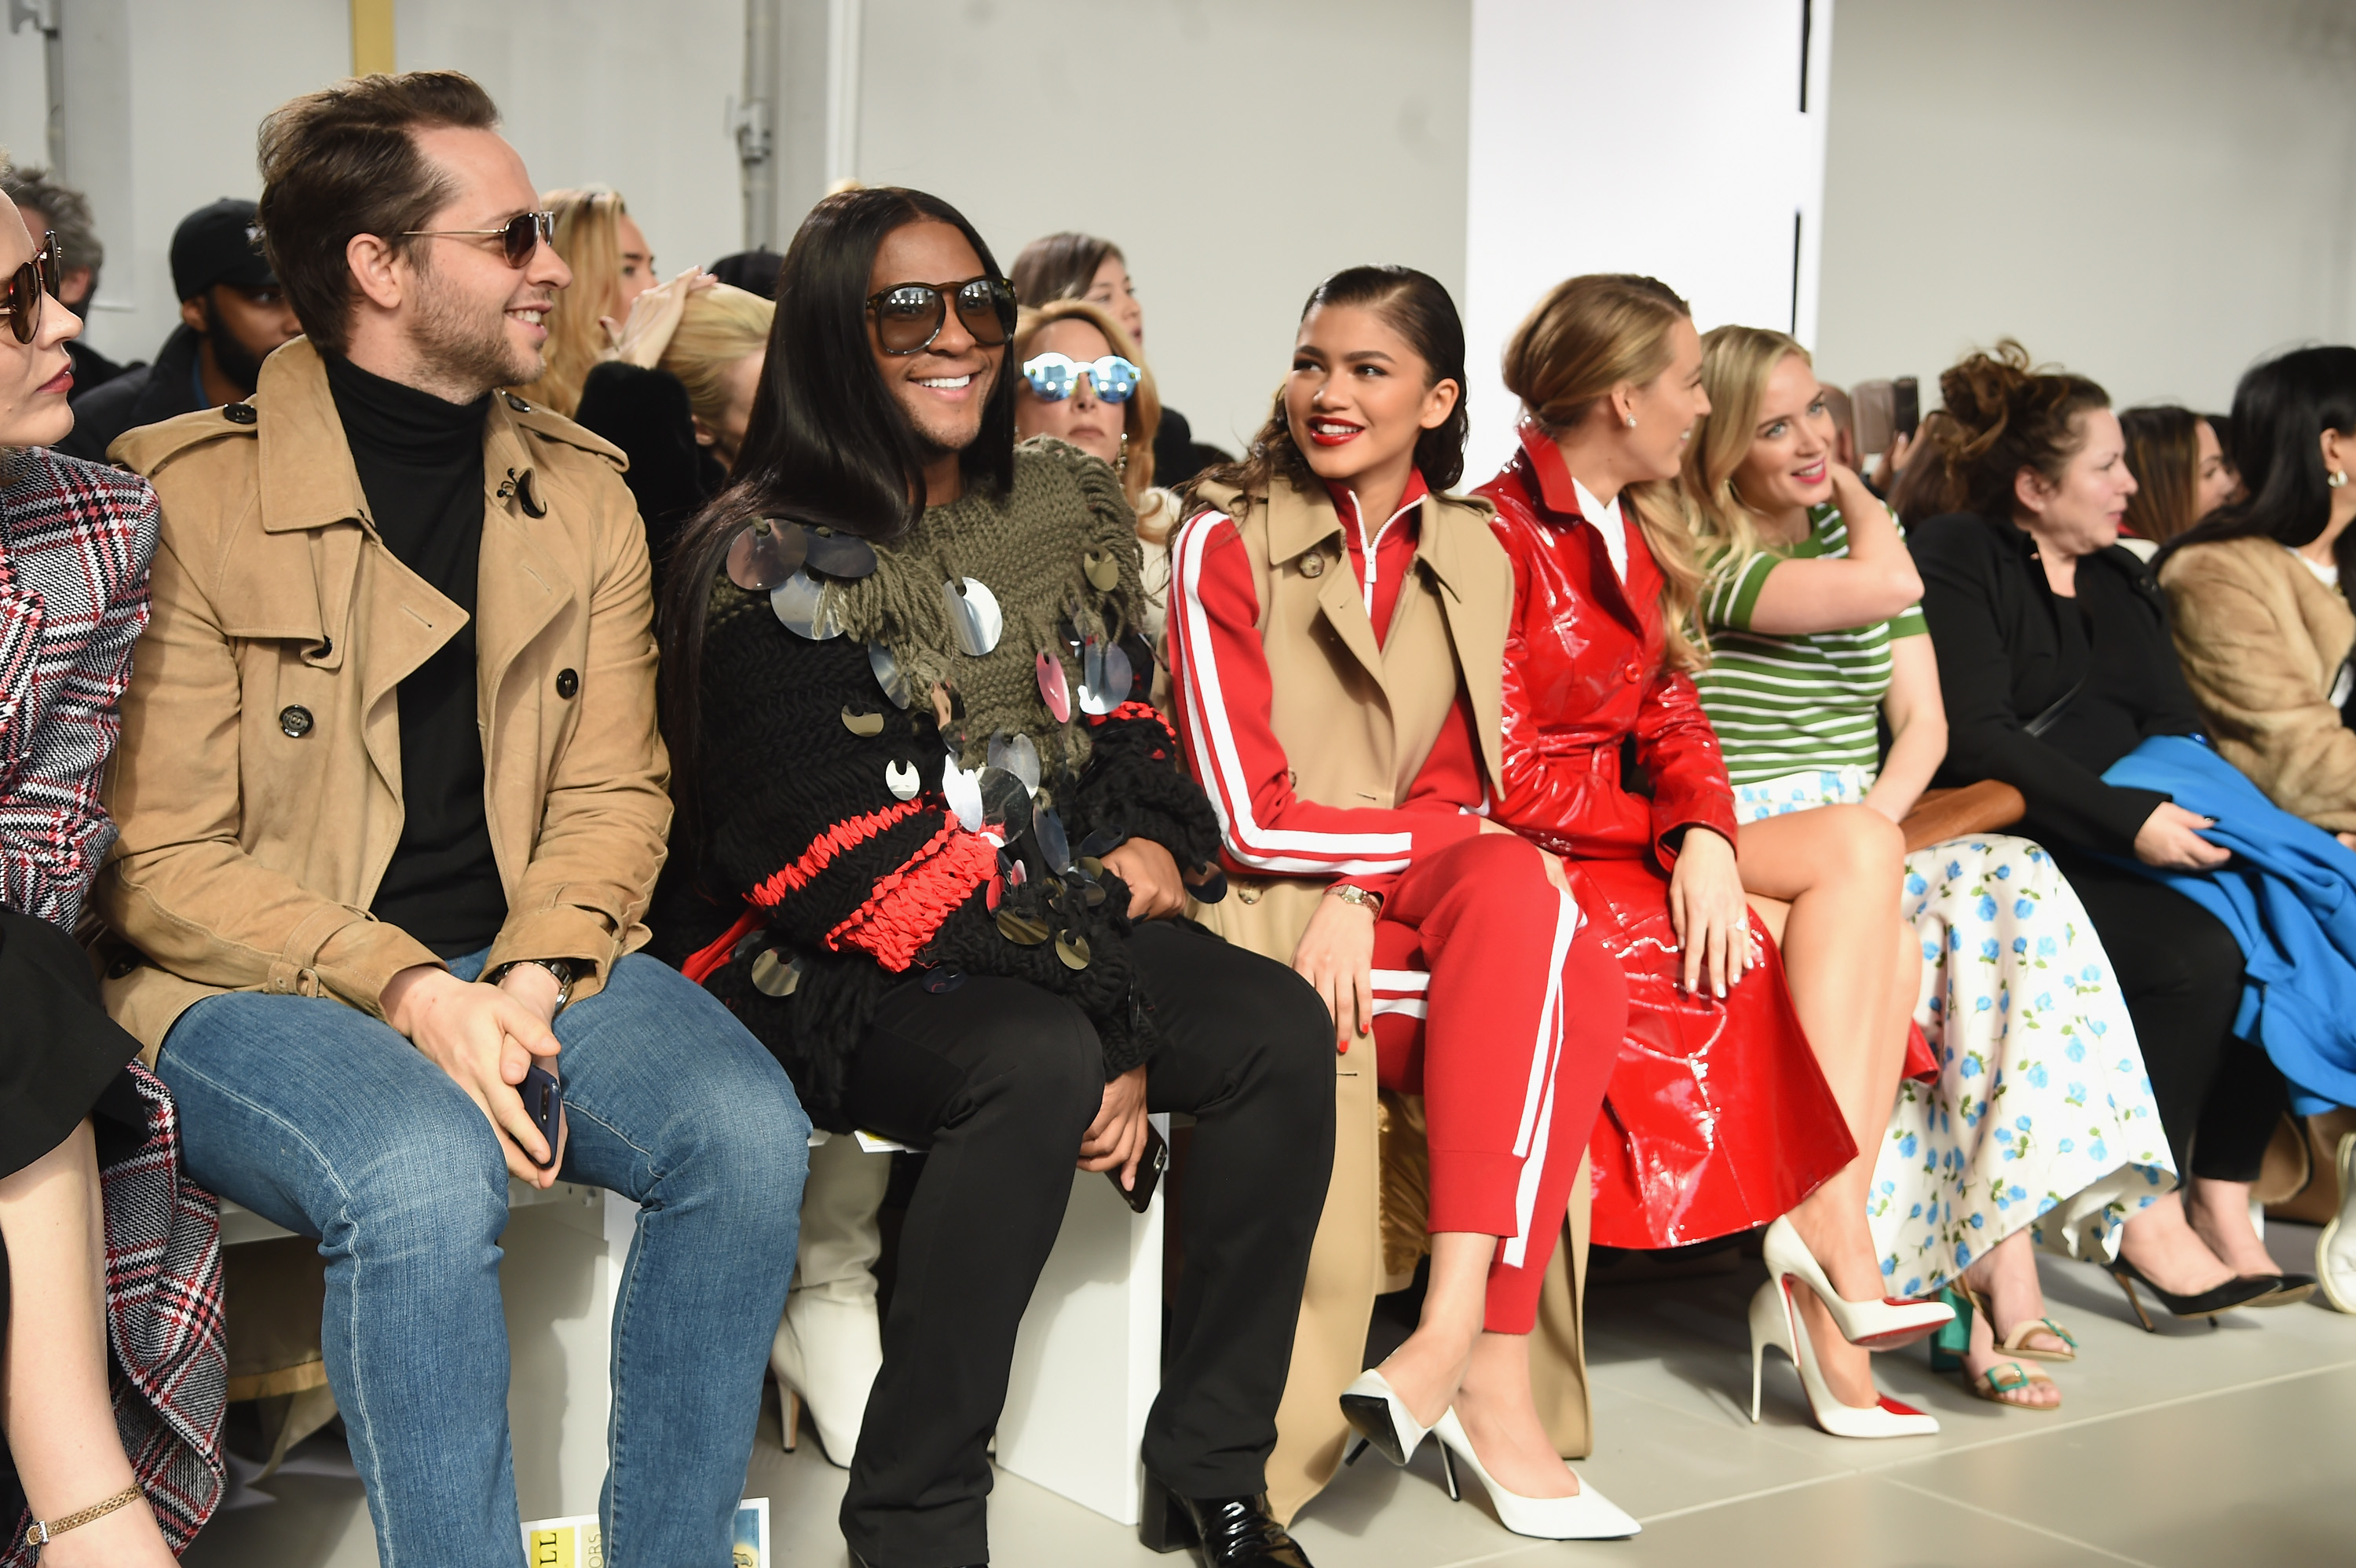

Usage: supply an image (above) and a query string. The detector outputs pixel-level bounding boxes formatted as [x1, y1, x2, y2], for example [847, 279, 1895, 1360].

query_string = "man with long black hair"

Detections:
[653, 185, 1334, 1568]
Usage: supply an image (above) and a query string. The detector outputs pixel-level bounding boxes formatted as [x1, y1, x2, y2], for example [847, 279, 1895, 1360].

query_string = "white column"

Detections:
[1462, 0, 1834, 481]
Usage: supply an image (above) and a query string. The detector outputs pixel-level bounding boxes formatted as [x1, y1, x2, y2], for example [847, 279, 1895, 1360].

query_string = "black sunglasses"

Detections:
[865, 276, 1017, 356]
[400, 210, 557, 269]
[2, 229, 60, 346]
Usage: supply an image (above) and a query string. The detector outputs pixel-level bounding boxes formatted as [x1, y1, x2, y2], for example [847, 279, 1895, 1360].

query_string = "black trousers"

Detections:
[836, 919, 1335, 1567]
[2054, 851, 2288, 1182]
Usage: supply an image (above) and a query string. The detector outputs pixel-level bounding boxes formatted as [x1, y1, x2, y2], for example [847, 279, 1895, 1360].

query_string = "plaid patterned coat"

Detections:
[0, 448, 225, 1561]
[0, 447, 157, 929]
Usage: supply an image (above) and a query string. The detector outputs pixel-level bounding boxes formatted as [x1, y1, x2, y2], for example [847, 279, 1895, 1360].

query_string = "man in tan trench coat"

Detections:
[94, 71, 808, 1567]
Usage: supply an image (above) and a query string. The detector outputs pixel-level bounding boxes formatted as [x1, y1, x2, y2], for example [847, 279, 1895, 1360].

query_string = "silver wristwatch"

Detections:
[490, 956, 576, 1013]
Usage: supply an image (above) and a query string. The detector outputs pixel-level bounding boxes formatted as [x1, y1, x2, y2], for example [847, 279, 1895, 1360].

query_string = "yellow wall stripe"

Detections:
[349, 0, 396, 76]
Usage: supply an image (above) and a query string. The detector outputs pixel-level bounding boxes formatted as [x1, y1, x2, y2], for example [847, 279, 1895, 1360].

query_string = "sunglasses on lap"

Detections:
[866, 276, 1017, 356]
[401, 210, 558, 269]
[1021, 352, 1142, 404]
[1, 230, 61, 346]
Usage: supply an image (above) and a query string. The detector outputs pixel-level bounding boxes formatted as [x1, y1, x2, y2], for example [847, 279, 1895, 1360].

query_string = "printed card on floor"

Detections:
[733, 1497, 770, 1566]
[521, 1515, 601, 1568]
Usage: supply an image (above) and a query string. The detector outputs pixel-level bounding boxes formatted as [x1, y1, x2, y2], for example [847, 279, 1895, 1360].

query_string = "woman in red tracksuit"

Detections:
[1168, 267, 1638, 1538]
[1475, 273, 1952, 1440]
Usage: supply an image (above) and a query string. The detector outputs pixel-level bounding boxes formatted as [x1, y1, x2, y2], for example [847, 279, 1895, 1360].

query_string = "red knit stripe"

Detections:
[748, 798, 929, 908]
[1096, 699, 1176, 740]
[827, 825, 1001, 971]
[682, 907, 763, 984]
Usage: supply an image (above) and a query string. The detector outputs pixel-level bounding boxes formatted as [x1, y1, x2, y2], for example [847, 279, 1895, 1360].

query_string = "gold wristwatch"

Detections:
[1326, 884, 1383, 916]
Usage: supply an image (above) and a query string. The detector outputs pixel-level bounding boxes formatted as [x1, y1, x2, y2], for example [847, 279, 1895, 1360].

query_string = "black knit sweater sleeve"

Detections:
[1066, 694, 1223, 873]
[670, 580, 1169, 1122]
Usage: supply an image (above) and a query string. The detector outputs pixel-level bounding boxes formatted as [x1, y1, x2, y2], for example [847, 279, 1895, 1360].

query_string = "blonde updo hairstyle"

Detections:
[536, 185, 631, 415]
[1012, 297, 1161, 510]
[1502, 272, 1708, 671]
[1683, 323, 1813, 582]
[658, 282, 773, 451]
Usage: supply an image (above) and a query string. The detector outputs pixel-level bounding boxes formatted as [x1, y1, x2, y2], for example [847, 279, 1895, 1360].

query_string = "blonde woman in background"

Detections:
[1012, 298, 1177, 644]
[1685, 324, 2174, 1412]
[534, 185, 660, 415]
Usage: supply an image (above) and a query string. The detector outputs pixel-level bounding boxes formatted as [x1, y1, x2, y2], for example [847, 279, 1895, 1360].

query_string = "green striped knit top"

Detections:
[1694, 504, 1925, 786]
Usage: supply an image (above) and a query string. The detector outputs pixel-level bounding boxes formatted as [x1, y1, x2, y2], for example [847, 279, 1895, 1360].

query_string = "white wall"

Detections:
[846, 0, 1471, 457]
[0, 0, 744, 369]
[1462, 0, 1831, 481]
[1816, 0, 2356, 415]
[395, 0, 744, 287]
[0, 0, 348, 365]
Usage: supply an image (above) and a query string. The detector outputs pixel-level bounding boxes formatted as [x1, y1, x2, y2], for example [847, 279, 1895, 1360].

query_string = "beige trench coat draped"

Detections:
[93, 338, 671, 1398]
[1179, 477, 1594, 1525]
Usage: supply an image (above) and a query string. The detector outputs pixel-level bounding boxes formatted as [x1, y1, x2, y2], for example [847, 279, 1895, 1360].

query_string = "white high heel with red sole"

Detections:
[1750, 1280, 1939, 1438]
[1762, 1216, 1953, 1349]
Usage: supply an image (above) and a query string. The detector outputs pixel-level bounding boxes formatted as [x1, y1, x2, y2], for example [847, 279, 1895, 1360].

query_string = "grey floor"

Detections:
[186, 1221, 2356, 1567]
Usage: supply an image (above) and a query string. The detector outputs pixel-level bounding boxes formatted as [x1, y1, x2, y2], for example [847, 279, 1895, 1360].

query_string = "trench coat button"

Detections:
[279, 705, 313, 738]
[1300, 553, 1325, 579]
[222, 402, 257, 424]
[105, 950, 141, 979]
[555, 668, 580, 699]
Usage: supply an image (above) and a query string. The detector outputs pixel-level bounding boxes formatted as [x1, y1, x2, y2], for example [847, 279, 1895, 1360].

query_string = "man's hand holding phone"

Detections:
[382, 964, 569, 1187]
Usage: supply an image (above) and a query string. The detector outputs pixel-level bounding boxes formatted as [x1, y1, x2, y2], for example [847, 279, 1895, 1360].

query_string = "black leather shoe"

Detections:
[849, 1553, 983, 1567]
[2247, 1271, 2320, 1308]
[1139, 1471, 1315, 1566]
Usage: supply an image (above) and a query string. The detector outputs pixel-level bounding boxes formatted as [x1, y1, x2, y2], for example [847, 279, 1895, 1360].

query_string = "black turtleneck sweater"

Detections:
[324, 353, 508, 957]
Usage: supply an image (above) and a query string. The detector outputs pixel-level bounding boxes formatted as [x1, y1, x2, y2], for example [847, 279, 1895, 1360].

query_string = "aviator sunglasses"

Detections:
[1021, 352, 1142, 404]
[1, 230, 60, 346]
[866, 276, 1018, 356]
[401, 209, 558, 269]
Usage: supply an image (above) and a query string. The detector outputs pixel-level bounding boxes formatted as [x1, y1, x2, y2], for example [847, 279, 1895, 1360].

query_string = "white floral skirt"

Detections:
[1734, 770, 2178, 1296]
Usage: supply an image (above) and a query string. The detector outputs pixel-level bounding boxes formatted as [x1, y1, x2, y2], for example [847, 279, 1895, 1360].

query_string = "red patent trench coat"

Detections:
[1476, 424, 1855, 1248]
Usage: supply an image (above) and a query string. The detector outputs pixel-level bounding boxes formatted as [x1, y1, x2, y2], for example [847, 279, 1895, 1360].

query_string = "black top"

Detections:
[1912, 510, 2204, 854]
[572, 360, 726, 598]
[323, 353, 507, 957]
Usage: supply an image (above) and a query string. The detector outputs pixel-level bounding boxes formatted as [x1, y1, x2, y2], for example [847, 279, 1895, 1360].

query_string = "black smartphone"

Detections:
[1107, 1122, 1169, 1215]
[521, 1061, 563, 1171]
[1893, 376, 1921, 440]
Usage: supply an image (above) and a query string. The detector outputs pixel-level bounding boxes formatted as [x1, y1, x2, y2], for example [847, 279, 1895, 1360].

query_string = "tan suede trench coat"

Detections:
[93, 339, 670, 1402]
[1180, 476, 1594, 1524]
[2160, 535, 2356, 833]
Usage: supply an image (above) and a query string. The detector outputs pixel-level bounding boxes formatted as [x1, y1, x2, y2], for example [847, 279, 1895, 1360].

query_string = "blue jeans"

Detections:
[156, 949, 808, 1568]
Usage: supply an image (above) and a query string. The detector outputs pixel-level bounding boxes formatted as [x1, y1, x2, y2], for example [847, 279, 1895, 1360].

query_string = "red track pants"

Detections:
[1364, 833, 1628, 1333]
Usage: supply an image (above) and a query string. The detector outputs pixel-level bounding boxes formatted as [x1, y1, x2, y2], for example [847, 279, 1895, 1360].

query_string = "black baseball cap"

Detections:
[170, 198, 276, 300]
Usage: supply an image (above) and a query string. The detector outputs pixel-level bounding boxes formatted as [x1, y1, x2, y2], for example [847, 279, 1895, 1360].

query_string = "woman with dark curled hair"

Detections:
[1911, 342, 2299, 1329]
[653, 186, 1333, 1568]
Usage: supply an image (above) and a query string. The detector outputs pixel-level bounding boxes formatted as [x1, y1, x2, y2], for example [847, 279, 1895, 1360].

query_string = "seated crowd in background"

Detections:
[5, 62, 2356, 1568]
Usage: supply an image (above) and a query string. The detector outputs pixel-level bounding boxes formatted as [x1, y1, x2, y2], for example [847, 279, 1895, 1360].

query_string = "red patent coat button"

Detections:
[1622, 661, 1642, 682]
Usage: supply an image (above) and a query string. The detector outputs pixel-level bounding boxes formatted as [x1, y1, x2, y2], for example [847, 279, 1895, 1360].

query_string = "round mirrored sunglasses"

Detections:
[1021, 353, 1141, 404]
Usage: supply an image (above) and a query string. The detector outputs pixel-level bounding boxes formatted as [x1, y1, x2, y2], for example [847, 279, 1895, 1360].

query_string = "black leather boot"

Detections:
[1138, 1471, 1315, 1566]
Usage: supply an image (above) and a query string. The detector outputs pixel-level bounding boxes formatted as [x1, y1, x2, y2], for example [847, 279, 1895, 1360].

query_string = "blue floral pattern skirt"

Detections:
[1735, 770, 2178, 1296]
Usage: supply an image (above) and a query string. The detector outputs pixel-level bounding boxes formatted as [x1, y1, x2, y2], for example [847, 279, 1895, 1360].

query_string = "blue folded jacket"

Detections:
[2103, 733, 2356, 1115]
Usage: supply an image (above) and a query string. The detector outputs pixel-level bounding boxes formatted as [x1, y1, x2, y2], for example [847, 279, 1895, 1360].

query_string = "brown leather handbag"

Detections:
[1897, 780, 2027, 853]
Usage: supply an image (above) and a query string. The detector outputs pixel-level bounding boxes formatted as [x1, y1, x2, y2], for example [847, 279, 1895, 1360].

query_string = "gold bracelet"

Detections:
[24, 1483, 141, 1547]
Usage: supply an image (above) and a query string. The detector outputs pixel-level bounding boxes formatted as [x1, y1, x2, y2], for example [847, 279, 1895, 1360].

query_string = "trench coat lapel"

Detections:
[473, 406, 570, 707]
[1267, 481, 1389, 697]
[1412, 495, 1509, 795]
